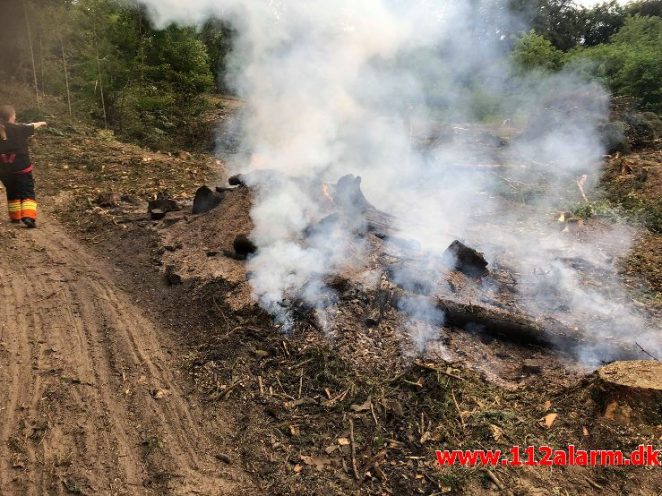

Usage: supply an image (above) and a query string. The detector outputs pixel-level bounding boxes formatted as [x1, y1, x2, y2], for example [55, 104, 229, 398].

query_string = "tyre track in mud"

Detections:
[0, 216, 255, 495]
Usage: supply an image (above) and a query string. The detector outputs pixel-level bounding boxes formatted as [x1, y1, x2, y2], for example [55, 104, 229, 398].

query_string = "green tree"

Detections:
[512, 30, 564, 72]
[199, 19, 235, 93]
[580, 1, 626, 46]
[570, 16, 662, 110]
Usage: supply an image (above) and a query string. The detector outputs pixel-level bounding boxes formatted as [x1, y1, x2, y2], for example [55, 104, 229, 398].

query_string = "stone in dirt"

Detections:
[95, 192, 121, 208]
[164, 265, 182, 285]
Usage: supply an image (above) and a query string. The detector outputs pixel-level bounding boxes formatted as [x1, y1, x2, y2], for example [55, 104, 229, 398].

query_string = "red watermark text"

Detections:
[436, 445, 661, 467]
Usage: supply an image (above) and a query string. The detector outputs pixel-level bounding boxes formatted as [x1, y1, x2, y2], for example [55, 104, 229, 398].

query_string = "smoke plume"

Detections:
[141, 0, 660, 363]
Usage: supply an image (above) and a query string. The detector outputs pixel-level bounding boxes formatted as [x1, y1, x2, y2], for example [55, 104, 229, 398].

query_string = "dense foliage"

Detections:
[0, 0, 230, 149]
[512, 1, 662, 111]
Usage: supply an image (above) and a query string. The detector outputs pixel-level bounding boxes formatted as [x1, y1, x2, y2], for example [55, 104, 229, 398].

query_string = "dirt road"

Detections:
[0, 214, 254, 495]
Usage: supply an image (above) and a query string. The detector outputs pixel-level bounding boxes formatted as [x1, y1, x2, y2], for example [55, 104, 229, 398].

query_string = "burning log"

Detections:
[192, 185, 224, 214]
[593, 360, 662, 424]
[442, 240, 488, 278]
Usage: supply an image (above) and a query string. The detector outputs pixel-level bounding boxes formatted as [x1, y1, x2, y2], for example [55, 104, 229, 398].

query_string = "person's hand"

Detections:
[33, 122, 48, 129]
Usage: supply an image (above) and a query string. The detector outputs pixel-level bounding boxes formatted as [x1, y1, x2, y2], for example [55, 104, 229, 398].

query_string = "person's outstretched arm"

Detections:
[31, 122, 47, 129]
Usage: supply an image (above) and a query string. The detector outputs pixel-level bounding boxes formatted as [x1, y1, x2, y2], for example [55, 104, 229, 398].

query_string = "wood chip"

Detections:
[541, 413, 558, 429]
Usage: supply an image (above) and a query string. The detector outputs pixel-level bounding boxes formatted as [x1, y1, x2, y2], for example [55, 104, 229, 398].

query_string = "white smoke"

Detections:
[141, 0, 660, 362]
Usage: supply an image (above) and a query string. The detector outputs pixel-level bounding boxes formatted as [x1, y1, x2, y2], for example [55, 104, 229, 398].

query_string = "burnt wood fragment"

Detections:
[150, 209, 166, 220]
[228, 174, 247, 186]
[192, 185, 224, 214]
[148, 198, 180, 214]
[442, 240, 488, 278]
[233, 234, 257, 259]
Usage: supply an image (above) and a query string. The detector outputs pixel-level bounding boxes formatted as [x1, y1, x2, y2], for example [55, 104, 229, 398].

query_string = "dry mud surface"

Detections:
[0, 215, 255, 495]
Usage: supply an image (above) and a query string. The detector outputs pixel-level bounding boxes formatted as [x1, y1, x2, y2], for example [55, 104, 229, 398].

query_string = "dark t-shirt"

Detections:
[0, 123, 35, 173]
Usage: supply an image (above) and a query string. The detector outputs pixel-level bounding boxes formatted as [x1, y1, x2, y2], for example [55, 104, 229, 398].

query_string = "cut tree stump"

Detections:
[594, 360, 662, 424]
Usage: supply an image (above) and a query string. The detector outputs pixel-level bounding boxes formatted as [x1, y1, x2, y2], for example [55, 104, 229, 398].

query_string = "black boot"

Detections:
[22, 218, 36, 228]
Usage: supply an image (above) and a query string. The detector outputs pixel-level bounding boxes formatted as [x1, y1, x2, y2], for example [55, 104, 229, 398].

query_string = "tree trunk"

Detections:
[59, 37, 73, 119]
[92, 20, 108, 129]
[39, 35, 45, 97]
[22, 0, 40, 104]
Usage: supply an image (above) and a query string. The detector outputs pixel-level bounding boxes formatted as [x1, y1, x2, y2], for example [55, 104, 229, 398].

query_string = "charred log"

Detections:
[390, 291, 645, 360]
[442, 240, 488, 278]
[366, 286, 393, 328]
[228, 174, 247, 186]
[304, 213, 341, 238]
[233, 234, 257, 259]
[330, 175, 395, 238]
[193, 185, 224, 214]
[148, 198, 180, 214]
[386, 263, 434, 296]
[334, 175, 373, 213]
[150, 209, 166, 221]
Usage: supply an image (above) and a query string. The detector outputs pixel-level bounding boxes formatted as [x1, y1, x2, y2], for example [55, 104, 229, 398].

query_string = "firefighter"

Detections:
[0, 105, 47, 228]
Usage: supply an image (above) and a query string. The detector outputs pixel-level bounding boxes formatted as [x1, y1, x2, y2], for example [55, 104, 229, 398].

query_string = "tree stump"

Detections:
[594, 360, 662, 424]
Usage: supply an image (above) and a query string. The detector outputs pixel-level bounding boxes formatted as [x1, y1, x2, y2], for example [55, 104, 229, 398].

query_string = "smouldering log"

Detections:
[391, 290, 646, 360]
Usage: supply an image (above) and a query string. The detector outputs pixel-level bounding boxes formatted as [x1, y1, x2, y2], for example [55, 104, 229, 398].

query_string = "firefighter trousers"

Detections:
[0, 172, 37, 222]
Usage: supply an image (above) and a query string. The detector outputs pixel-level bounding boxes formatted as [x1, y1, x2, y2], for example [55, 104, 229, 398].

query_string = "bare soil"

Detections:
[0, 213, 255, 495]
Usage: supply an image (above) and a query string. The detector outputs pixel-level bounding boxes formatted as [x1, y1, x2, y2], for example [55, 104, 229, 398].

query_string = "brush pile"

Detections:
[156, 172, 651, 364]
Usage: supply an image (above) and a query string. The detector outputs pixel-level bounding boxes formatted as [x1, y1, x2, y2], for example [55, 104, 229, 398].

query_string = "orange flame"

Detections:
[322, 183, 333, 202]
